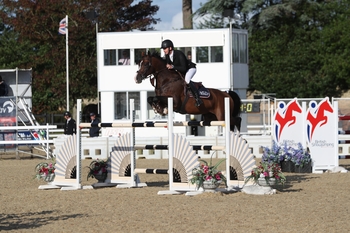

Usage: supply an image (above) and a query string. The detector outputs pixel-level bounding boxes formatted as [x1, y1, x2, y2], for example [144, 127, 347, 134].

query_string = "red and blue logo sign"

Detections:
[306, 98, 333, 142]
[274, 99, 302, 142]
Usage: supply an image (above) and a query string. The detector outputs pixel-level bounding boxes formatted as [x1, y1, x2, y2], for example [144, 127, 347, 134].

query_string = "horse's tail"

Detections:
[228, 91, 242, 117]
[228, 91, 242, 131]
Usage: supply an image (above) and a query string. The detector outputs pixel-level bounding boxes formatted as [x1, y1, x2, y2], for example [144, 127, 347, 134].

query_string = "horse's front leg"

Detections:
[157, 96, 182, 114]
[147, 96, 168, 115]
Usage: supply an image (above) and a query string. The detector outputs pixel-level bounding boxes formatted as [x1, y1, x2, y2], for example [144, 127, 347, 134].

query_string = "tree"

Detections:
[0, 30, 35, 69]
[193, 0, 245, 29]
[242, 0, 323, 32]
[248, 0, 350, 98]
[195, 0, 350, 98]
[0, 0, 159, 113]
[182, 0, 193, 29]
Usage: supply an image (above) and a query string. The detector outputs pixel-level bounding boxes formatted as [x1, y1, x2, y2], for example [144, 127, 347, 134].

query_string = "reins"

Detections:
[151, 69, 185, 89]
[143, 55, 186, 88]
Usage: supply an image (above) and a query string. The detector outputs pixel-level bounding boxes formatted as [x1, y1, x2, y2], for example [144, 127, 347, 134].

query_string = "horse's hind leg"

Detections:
[202, 113, 217, 122]
[214, 104, 240, 132]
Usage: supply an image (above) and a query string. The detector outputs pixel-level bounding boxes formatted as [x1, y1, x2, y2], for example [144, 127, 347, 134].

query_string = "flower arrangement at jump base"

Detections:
[261, 141, 312, 172]
[189, 156, 227, 190]
[290, 143, 311, 167]
[34, 160, 56, 182]
[87, 159, 108, 182]
[261, 141, 285, 164]
[245, 162, 286, 186]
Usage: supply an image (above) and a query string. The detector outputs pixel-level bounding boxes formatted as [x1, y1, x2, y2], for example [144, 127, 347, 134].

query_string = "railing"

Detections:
[0, 124, 57, 159]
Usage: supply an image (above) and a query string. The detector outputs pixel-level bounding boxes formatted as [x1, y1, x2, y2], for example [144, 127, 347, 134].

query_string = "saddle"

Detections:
[185, 82, 210, 98]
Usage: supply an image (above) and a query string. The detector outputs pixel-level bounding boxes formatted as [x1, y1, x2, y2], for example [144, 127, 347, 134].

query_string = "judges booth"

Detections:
[97, 28, 249, 137]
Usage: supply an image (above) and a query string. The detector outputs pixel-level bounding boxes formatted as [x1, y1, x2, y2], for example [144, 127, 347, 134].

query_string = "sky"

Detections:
[145, 0, 205, 31]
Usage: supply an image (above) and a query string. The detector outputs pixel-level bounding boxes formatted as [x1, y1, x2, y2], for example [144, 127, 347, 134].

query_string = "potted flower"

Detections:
[34, 160, 56, 182]
[261, 141, 284, 164]
[87, 159, 108, 182]
[279, 142, 296, 172]
[291, 143, 312, 173]
[189, 156, 227, 191]
[245, 162, 286, 186]
[262, 142, 311, 173]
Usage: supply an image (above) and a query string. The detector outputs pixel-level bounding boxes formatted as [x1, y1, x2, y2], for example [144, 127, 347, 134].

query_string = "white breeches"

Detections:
[185, 68, 197, 84]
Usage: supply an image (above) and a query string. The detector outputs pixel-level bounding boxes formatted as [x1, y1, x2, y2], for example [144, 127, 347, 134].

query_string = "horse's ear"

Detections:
[147, 50, 151, 56]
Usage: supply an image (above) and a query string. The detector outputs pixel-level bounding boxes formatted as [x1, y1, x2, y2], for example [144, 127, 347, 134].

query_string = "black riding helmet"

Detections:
[64, 111, 71, 117]
[161, 39, 174, 49]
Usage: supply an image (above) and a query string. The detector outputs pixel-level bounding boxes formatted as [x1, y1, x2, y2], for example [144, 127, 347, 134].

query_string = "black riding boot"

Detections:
[188, 82, 203, 107]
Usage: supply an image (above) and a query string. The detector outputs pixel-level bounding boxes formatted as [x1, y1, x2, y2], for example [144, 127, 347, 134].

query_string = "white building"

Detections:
[97, 28, 249, 137]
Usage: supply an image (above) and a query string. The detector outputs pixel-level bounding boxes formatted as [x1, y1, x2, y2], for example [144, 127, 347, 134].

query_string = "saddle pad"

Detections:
[186, 85, 210, 98]
[198, 86, 210, 98]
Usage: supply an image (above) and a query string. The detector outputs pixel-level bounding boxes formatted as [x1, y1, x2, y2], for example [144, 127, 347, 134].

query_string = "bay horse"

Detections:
[135, 51, 242, 131]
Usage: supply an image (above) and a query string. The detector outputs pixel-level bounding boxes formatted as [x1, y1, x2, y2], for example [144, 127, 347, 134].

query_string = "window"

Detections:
[114, 92, 140, 120]
[233, 33, 239, 63]
[134, 48, 161, 65]
[135, 49, 146, 65]
[196, 46, 223, 63]
[104, 49, 116, 65]
[177, 47, 192, 61]
[118, 49, 130, 66]
[232, 33, 248, 64]
[211, 46, 223, 62]
[196, 46, 208, 63]
[239, 34, 248, 63]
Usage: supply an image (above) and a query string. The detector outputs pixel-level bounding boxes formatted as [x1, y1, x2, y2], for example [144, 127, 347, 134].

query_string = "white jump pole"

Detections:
[224, 97, 230, 184]
[130, 99, 136, 187]
[333, 101, 339, 168]
[76, 99, 82, 189]
[168, 98, 174, 191]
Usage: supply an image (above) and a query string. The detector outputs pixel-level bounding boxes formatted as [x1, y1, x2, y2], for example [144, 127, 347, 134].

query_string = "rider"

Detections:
[161, 39, 203, 107]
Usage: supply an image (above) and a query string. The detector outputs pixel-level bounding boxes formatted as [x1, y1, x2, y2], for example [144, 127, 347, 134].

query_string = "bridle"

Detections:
[137, 56, 180, 89]
[137, 55, 168, 83]
[137, 58, 152, 80]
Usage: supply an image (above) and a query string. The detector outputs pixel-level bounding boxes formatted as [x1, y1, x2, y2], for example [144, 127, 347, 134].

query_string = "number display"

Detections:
[240, 102, 260, 113]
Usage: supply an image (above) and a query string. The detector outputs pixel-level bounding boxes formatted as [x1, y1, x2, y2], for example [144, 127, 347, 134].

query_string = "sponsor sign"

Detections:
[306, 97, 338, 169]
[0, 97, 16, 149]
[272, 98, 304, 148]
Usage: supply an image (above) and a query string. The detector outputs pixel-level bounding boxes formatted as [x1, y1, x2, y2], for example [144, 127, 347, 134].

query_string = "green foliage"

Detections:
[0, 0, 159, 113]
[0, 30, 35, 69]
[193, 0, 244, 29]
[197, 0, 350, 98]
[248, 0, 350, 98]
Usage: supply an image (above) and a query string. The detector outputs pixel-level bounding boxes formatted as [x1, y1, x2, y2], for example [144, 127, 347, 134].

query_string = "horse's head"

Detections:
[135, 52, 153, 84]
[135, 51, 166, 84]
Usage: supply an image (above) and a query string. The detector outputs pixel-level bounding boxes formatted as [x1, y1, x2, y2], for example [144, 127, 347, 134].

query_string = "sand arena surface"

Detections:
[1, 156, 350, 233]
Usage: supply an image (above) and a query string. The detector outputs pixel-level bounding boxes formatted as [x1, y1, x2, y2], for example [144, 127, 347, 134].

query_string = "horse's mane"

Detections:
[151, 52, 166, 65]
[149, 51, 181, 78]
